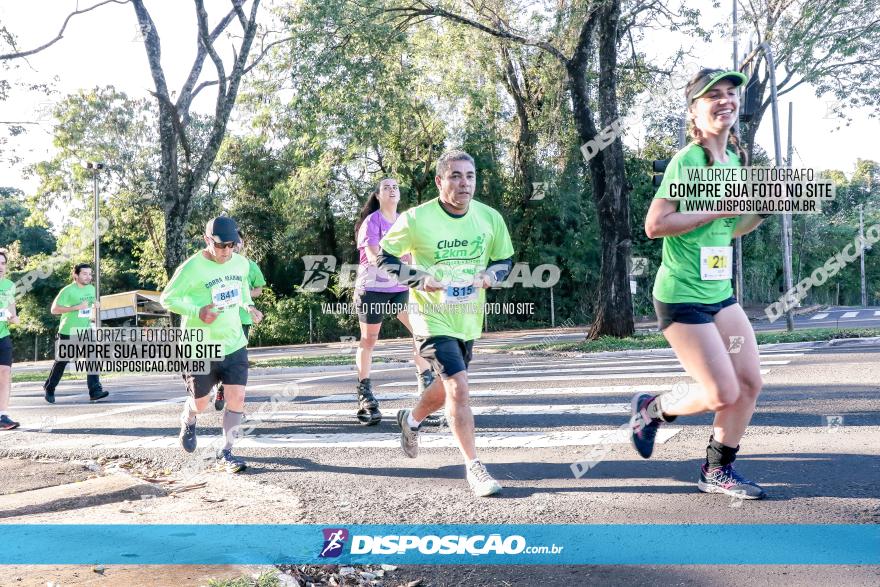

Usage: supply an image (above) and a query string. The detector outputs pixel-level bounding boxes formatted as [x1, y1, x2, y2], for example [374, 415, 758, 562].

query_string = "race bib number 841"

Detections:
[212, 283, 241, 310]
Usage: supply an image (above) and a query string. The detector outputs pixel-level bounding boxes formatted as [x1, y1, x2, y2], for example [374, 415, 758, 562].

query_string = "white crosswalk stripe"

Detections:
[259, 403, 629, 421]
[11, 428, 681, 450]
[381, 369, 771, 386]
[841, 311, 859, 318]
[7, 347, 806, 454]
[811, 313, 829, 320]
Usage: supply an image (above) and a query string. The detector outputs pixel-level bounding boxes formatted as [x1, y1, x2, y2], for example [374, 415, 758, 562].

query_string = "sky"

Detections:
[0, 0, 876, 199]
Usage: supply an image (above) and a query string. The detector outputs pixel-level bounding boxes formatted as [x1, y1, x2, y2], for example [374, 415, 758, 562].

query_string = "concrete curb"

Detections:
[0, 468, 165, 519]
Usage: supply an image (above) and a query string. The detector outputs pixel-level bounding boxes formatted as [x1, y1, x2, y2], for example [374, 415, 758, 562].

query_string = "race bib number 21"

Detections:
[700, 246, 733, 281]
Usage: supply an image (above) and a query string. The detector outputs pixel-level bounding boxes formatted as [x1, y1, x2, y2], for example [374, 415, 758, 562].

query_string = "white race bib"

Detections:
[211, 282, 241, 310]
[700, 246, 733, 280]
[441, 282, 478, 305]
[0, 308, 7, 322]
[78, 307, 92, 318]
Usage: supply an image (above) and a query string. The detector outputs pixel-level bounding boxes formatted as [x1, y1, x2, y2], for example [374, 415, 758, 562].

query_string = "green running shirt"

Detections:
[160, 252, 254, 356]
[239, 259, 266, 326]
[652, 142, 741, 304]
[381, 198, 514, 341]
[53, 282, 97, 335]
[0, 279, 14, 338]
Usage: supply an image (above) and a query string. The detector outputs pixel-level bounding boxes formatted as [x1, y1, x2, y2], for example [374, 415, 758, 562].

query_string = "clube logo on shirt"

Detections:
[434, 234, 486, 262]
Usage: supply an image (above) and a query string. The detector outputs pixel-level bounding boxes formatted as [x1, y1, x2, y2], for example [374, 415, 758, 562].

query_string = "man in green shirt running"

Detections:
[379, 149, 514, 497]
[0, 249, 21, 429]
[212, 232, 265, 412]
[43, 263, 108, 403]
[161, 216, 263, 473]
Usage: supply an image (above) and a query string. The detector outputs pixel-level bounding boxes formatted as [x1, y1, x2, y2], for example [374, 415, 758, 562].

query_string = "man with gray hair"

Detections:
[378, 149, 515, 497]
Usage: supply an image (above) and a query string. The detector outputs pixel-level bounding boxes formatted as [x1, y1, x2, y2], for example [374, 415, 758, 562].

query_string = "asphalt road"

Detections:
[1, 338, 877, 585]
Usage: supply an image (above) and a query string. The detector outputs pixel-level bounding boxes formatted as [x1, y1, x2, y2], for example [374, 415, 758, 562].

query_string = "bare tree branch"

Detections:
[0, 0, 129, 60]
[177, 7, 237, 118]
[195, 0, 228, 97]
[381, 3, 567, 63]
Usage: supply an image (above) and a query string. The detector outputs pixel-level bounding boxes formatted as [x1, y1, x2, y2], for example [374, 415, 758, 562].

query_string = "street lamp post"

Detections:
[82, 161, 105, 328]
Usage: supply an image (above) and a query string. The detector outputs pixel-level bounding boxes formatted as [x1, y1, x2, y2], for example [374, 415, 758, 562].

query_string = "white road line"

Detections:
[12, 428, 681, 450]
[470, 361, 787, 377]
[379, 369, 771, 387]
[811, 313, 829, 320]
[875, 310, 880, 317]
[841, 311, 859, 318]
[258, 403, 630, 421]
[311, 383, 682, 403]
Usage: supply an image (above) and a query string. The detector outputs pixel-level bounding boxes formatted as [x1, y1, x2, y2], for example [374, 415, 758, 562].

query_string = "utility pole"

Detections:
[82, 161, 104, 328]
[860, 204, 867, 307]
[741, 45, 795, 332]
[732, 0, 745, 303]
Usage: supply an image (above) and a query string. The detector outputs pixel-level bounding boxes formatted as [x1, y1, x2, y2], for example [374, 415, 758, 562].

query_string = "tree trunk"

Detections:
[163, 198, 192, 279]
[588, 0, 633, 338]
[566, 0, 633, 338]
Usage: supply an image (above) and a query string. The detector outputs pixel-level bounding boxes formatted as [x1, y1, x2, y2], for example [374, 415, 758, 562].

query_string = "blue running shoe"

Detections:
[629, 393, 662, 459]
[698, 464, 766, 499]
[216, 449, 247, 473]
[0, 415, 20, 430]
[179, 420, 197, 453]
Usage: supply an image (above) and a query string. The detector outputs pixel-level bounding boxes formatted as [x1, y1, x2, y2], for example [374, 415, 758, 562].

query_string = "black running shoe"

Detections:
[43, 386, 55, 404]
[0, 415, 20, 430]
[179, 420, 197, 453]
[89, 389, 109, 402]
[629, 393, 662, 459]
[421, 412, 446, 427]
[216, 449, 247, 473]
[698, 464, 766, 499]
[214, 386, 226, 411]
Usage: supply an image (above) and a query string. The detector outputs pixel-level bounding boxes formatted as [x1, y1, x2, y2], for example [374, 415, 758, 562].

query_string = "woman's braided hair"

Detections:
[686, 68, 749, 167]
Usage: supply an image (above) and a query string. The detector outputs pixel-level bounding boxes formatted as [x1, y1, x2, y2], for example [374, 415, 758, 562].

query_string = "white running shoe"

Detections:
[396, 409, 419, 458]
[466, 459, 502, 497]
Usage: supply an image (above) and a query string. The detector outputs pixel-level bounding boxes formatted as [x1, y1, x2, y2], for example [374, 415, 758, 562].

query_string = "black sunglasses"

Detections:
[209, 239, 236, 250]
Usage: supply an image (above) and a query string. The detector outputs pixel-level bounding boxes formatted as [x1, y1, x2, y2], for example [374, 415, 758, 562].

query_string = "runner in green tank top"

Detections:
[631, 68, 770, 500]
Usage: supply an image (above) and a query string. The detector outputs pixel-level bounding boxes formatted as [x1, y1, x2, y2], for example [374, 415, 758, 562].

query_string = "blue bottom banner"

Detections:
[2, 524, 877, 565]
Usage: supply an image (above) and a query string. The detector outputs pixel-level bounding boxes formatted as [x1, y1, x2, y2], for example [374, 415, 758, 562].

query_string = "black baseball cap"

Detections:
[205, 216, 241, 244]
[686, 69, 748, 104]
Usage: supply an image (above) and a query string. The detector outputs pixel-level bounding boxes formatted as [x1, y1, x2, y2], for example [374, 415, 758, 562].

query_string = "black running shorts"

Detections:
[184, 346, 248, 398]
[0, 336, 11, 367]
[653, 296, 738, 330]
[355, 290, 410, 324]
[416, 336, 474, 379]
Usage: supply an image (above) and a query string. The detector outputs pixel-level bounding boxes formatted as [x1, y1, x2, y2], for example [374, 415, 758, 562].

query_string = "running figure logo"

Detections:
[319, 528, 349, 558]
[300, 255, 337, 292]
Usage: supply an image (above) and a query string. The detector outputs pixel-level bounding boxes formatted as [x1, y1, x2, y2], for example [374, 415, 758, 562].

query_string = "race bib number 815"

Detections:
[700, 246, 733, 281]
[442, 283, 478, 305]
